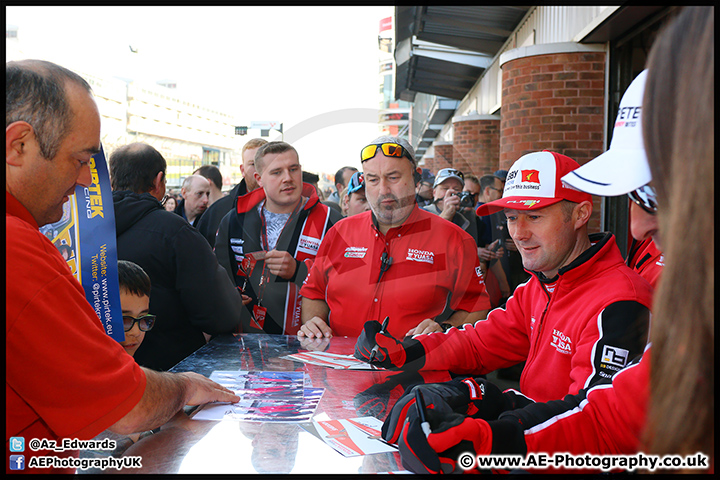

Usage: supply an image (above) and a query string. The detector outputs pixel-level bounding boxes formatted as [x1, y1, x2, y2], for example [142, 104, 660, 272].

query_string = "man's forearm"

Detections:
[301, 297, 330, 324]
[108, 368, 190, 435]
[445, 309, 488, 327]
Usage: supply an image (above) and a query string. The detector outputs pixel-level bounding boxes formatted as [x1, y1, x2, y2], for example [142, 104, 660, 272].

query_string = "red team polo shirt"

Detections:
[6, 192, 146, 473]
[300, 205, 491, 339]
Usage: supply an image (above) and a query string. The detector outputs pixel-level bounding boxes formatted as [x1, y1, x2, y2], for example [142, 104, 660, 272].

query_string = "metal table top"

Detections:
[113, 333, 451, 474]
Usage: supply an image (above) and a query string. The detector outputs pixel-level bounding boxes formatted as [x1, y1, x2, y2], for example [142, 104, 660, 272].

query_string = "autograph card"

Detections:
[312, 417, 397, 457]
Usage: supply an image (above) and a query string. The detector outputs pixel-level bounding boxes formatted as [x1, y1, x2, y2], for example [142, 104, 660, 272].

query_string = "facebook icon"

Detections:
[9, 455, 25, 471]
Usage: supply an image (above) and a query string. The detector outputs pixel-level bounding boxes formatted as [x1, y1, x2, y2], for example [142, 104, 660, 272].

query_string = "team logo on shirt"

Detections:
[551, 329, 572, 355]
[297, 235, 321, 256]
[406, 248, 434, 264]
[600, 345, 630, 370]
[344, 246, 368, 258]
[230, 237, 244, 256]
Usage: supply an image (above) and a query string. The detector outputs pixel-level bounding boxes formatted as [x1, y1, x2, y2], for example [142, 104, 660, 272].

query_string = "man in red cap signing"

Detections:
[355, 150, 654, 471]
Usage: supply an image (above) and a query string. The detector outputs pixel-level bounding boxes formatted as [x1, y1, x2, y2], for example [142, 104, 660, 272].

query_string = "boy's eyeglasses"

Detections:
[360, 143, 413, 163]
[628, 184, 658, 215]
[347, 172, 365, 194]
[123, 314, 156, 332]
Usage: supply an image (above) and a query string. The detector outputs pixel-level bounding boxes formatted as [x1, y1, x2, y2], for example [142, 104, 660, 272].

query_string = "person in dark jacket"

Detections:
[196, 138, 267, 248]
[109, 142, 242, 371]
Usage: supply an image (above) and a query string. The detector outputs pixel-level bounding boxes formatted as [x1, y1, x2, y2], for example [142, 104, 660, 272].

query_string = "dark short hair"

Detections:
[109, 143, 167, 193]
[194, 164, 223, 190]
[6, 59, 92, 160]
[334, 166, 357, 188]
[117, 260, 151, 298]
[303, 171, 320, 184]
[255, 141, 299, 175]
[465, 174, 480, 186]
[479, 174, 500, 192]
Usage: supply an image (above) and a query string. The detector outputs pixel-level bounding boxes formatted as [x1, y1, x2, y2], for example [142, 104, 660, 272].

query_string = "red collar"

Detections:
[6, 191, 39, 229]
[236, 182, 319, 214]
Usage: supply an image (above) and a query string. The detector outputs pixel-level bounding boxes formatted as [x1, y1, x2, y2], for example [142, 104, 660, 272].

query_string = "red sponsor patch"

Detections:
[521, 169, 540, 183]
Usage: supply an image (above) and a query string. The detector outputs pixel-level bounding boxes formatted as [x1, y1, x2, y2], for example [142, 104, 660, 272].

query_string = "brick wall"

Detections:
[432, 143, 453, 172]
[500, 51, 606, 233]
[452, 116, 501, 177]
[421, 156, 435, 174]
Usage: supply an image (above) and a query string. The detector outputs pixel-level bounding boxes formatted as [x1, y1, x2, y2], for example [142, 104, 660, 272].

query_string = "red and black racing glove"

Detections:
[354, 320, 426, 370]
[398, 396, 493, 474]
[382, 376, 510, 444]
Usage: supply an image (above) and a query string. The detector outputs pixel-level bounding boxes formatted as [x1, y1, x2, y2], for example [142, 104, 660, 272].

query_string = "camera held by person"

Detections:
[452, 191, 476, 209]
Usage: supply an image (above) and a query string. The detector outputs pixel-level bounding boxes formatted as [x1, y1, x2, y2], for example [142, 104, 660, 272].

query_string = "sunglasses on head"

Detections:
[360, 143, 413, 163]
[347, 172, 365, 194]
[437, 168, 464, 181]
[628, 184, 658, 215]
[123, 314, 156, 332]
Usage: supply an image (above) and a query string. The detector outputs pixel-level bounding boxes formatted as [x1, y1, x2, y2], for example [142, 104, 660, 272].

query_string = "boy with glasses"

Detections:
[80, 260, 156, 468]
[117, 260, 155, 357]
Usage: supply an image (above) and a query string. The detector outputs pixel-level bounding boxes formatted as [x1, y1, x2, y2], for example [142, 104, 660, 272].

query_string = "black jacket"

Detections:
[113, 191, 242, 370]
[196, 180, 248, 248]
[173, 198, 203, 228]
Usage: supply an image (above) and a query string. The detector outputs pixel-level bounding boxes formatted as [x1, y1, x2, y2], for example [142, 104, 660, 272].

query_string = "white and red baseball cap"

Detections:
[561, 70, 651, 196]
[476, 151, 592, 216]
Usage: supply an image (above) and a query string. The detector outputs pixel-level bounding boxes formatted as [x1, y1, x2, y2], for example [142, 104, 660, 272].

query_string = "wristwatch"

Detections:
[440, 322, 454, 332]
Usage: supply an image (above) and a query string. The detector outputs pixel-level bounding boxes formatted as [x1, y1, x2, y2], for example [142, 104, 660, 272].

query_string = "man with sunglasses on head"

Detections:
[298, 136, 491, 340]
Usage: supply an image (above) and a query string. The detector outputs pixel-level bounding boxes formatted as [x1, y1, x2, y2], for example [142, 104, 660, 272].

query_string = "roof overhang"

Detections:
[395, 6, 531, 101]
[577, 6, 672, 43]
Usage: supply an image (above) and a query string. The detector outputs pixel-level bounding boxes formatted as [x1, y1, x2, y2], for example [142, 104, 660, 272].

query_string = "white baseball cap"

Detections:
[476, 151, 592, 216]
[562, 70, 651, 196]
[433, 168, 464, 188]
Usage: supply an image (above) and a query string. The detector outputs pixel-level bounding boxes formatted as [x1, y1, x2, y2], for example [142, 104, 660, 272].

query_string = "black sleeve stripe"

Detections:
[584, 301, 650, 390]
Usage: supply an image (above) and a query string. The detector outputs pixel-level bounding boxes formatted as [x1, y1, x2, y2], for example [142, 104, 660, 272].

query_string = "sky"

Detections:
[6, 6, 394, 176]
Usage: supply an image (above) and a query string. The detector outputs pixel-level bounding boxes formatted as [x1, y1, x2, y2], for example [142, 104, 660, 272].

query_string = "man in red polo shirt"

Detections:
[298, 136, 490, 340]
[6, 60, 239, 474]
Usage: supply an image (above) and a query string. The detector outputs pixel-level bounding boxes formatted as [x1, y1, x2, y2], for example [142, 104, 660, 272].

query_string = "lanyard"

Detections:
[256, 200, 303, 305]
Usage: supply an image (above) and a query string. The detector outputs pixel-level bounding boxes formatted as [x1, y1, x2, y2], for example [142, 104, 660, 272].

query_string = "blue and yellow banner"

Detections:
[39, 145, 125, 342]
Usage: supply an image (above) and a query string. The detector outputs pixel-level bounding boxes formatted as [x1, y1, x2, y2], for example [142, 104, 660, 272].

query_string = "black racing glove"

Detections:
[398, 396, 493, 474]
[353, 382, 391, 418]
[354, 320, 426, 370]
[382, 376, 509, 444]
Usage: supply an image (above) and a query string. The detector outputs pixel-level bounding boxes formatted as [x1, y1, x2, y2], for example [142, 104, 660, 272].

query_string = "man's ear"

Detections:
[6, 121, 34, 166]
[574, 200, 593, 229]
[149, 171, 165, 200]
[254, 171, 263, 189]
